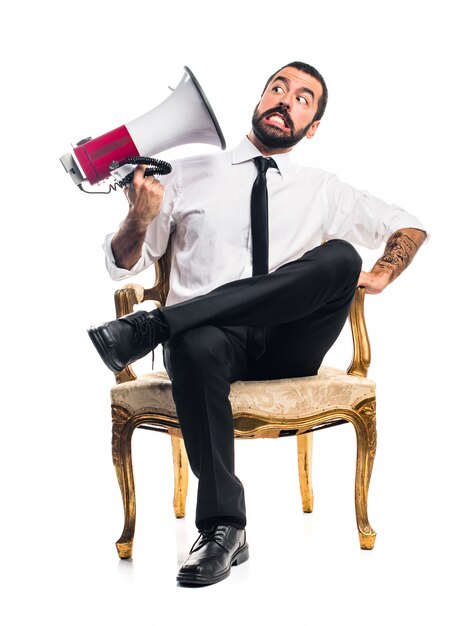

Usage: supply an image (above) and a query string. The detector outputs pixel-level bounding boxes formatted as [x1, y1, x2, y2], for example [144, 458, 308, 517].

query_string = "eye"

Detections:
[272, 85, 284, 93]
[297, 95, 308, 104]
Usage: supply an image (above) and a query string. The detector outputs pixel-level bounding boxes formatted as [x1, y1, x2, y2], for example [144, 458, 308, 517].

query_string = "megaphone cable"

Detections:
[78, 156, 172, 195]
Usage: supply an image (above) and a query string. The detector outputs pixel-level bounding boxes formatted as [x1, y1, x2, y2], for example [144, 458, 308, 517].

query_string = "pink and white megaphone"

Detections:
[60, 66, 226, 192]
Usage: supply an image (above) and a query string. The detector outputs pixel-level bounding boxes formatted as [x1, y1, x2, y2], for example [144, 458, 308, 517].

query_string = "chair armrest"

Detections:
[111, 252, 171, 384]
[347, 287, 371, 378]
[111, 284, 147, 383]
[114, 283, 146, 318]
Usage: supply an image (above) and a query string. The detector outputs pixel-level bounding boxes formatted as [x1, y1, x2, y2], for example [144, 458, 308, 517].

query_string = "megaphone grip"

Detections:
[113, 156, 172, 187]
[78, 155, 174, 194]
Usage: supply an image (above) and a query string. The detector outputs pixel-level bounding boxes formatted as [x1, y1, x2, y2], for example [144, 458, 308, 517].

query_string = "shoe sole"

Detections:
[87, 327, 122, 374]
[176, 543, 249, 586]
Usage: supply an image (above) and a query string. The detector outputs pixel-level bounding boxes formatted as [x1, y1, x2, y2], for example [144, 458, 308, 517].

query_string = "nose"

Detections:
[278, 99, 290, 111]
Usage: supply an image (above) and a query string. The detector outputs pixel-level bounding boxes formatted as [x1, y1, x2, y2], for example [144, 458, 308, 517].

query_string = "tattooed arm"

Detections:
[358, 228, 427, 294]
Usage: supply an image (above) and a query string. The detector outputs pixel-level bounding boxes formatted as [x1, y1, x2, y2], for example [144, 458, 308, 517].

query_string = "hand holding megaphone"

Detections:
[123, 164, 165, 227]
[60, 66, 226, 195]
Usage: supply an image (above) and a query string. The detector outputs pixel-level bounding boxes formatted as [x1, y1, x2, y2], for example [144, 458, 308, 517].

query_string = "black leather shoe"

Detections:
[87, 310, 168, 374]
[177, 524, 249, 586]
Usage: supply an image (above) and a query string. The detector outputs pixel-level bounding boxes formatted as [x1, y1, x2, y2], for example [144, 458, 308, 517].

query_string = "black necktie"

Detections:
[251, 156, 276, 276]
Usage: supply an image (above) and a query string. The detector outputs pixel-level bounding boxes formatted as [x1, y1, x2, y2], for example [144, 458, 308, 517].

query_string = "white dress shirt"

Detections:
[103, 136, 427, 306]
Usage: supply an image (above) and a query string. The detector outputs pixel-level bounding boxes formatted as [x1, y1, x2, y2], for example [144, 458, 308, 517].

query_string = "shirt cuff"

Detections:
[102, 233, 150, 281]
[387, 215, 431, 243]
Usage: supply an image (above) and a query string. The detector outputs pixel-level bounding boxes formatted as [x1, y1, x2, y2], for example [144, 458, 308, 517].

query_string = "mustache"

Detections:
[257, 106, 294, 132]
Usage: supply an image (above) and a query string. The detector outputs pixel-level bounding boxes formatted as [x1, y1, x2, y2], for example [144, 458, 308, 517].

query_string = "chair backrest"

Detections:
[113, 241, 371, 383]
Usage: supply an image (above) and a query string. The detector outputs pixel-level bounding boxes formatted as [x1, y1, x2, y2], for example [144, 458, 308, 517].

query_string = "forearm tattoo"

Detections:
[372, 229, 425, 281]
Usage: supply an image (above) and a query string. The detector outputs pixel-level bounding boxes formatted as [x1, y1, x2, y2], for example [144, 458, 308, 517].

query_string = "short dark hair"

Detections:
[262, 61, 328, 122]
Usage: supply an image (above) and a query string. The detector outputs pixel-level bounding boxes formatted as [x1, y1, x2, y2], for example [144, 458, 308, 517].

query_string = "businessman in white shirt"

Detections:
[88, 61, 427, 586]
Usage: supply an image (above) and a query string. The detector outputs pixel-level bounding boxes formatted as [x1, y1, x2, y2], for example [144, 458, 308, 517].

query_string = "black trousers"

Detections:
[162, 240, 362, 531]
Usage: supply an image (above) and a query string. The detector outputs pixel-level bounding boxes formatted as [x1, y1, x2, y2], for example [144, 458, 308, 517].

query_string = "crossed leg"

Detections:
[161, 240, 362, 530]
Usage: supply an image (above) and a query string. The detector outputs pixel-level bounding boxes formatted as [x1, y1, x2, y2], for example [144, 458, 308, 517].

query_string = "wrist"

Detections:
[370, 264, 395, 284]
[125, 211, 152, 234]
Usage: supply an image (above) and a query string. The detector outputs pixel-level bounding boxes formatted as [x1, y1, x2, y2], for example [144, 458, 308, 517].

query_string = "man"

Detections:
[88, 62, 427, 586]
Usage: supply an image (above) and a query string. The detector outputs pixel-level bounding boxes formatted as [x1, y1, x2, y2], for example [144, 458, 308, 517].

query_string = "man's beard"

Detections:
[251, 105, 313, 149]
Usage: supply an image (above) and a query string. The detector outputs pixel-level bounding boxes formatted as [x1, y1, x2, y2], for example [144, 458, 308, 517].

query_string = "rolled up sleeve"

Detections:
[324, 175, 429, 249]
[102, 233, 157, 281]
[101, 163, 181, 281]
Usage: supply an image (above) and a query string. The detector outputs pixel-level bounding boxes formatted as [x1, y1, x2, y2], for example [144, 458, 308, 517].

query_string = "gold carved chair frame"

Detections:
[110, 244, 376, 559]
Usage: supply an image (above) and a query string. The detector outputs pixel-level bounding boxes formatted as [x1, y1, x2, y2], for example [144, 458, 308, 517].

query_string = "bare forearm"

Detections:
[111, 216, 149, 270]
[110, 165, 165, 270]
[358, 227, 426, 294]
[371, 228, 426, 283]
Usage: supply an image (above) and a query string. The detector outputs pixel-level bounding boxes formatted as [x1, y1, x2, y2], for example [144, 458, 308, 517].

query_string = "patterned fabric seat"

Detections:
[111, 366, 375, 434]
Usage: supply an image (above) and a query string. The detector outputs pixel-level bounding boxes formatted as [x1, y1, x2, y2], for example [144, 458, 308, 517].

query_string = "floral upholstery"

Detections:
[111, 366, 376, 420]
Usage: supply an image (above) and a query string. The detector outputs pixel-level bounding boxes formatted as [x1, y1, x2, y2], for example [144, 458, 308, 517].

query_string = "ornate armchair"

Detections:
[109, 247, 377, 559]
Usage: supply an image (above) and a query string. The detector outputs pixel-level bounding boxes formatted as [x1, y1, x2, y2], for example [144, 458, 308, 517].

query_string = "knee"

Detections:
[164, 326, 231, 380]
[322, 239, 362, 279]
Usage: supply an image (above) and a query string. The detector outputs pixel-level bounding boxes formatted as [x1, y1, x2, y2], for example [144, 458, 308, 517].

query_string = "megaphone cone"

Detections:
[60, 66, 226, 189]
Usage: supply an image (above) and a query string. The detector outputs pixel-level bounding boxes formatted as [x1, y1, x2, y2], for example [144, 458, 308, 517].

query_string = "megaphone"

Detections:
[60, 66, 226, 192]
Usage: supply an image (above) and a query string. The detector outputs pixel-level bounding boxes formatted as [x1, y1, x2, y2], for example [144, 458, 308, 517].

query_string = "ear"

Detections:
[305, 120, 320, 139]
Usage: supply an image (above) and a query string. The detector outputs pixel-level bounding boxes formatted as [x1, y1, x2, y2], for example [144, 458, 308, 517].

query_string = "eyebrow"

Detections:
[273, 75, 316, 101]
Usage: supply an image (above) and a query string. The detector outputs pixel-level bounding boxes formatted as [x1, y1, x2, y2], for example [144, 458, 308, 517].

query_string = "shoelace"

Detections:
[128, 311, 164, 369]
[190, 525, 229, 553]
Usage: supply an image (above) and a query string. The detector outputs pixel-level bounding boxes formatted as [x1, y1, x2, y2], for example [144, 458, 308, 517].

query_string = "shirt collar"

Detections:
[231, 135, 292, 179]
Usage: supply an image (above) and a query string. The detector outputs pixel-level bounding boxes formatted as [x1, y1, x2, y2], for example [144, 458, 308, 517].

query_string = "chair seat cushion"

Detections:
[111, 366, 375, 420]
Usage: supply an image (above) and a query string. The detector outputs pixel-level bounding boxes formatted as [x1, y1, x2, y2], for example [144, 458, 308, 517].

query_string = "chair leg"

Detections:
[297, 432, 314, 513]
[171, 435, 188, 518]
[352, 399, 377, 550]
[111, 406, 137, 559]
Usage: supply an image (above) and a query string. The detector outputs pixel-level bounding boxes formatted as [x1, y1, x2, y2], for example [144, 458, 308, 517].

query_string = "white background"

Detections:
[1, 0, 470, 624]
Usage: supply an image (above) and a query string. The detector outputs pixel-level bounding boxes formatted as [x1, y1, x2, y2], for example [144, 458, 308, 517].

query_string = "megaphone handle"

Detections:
[78, 156, 173, 195]
[114, 156, 172, 187]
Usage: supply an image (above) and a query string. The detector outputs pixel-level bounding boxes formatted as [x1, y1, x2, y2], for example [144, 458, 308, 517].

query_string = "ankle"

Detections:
[150, 308, 170, 341]
[197, 516, 246, 532]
